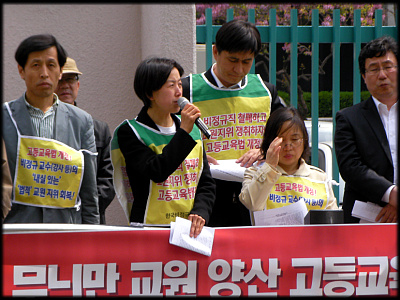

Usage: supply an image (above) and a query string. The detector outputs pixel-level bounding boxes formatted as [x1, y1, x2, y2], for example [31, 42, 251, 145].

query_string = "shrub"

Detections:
[278, 90, 371, 117]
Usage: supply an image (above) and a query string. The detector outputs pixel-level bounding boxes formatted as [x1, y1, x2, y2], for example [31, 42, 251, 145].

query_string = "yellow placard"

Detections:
[191, 73, 271, 160]
[267, 176, 329, 210]
[145, 140, 203, 224]
[197, 97, 268, 160]
[14, 136, 83, 208]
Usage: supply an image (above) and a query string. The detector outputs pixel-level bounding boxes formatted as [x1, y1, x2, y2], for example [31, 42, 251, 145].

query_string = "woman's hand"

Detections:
[265, 136, 282, 168]
[180, 102, 201, 134]
[188, 214, 205, 238]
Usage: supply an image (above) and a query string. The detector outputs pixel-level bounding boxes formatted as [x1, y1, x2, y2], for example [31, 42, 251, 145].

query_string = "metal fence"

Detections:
[196, 8, 398, 202]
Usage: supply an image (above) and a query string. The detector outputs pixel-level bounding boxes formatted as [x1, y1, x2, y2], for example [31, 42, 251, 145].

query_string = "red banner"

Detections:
[2, 224, 397, 297]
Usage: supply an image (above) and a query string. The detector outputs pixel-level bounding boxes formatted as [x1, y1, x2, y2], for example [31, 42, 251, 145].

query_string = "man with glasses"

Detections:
[55, 57, 115, 224]
[335, 35, 398, 223]
[54, 57, 81, 105]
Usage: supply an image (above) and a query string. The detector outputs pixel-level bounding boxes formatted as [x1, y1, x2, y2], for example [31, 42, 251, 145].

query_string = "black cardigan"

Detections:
[117, 106, 216, 224]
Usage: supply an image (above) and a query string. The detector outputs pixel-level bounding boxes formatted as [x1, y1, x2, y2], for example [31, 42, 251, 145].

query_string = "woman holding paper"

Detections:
[239, 107, 338, 223]
[112, 57, 216, 237]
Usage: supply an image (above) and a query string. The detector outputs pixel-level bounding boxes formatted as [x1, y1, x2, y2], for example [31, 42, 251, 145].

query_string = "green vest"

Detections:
[191, 73, 272, 160]
[111, 118, 204, 225]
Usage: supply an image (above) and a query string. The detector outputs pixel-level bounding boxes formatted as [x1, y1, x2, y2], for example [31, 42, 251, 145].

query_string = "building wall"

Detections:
[2, 4, 196, 226]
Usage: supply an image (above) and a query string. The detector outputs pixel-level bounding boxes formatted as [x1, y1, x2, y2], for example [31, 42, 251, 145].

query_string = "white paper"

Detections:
[253, 199, 309, 226]
[169, 217, 215, 256]
[352, 200, 382, 223]
[209, 159, 245, 182]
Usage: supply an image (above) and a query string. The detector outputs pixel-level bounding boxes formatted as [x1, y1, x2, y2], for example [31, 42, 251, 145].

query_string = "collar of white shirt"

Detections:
[211, 63, 243, 89]
[371, 96, 398, 113]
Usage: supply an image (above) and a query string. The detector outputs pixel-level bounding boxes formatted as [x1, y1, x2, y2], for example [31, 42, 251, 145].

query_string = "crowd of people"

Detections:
[2, 20, 397, 234]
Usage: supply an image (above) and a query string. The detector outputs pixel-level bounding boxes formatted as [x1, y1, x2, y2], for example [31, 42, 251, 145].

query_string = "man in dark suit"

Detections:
[55, 57, 115, 224]
[335, 36, 398, 223]
[182, 20, 284, 227]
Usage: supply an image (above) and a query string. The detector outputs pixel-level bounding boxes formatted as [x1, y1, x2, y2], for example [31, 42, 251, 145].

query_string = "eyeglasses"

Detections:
[365, 65, 397, 76]
[281, 138, 303, 149]
[59, 75, 79, 84]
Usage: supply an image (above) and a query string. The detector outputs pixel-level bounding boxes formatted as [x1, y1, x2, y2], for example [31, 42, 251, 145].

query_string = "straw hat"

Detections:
[62, 57, 82, 75]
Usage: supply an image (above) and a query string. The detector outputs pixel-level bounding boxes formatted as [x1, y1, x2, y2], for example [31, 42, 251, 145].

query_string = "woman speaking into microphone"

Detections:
[112, 57, 216, 237]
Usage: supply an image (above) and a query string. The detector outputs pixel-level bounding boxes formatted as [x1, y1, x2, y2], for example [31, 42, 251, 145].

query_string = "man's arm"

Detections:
[376, 186, 397, 223]
[79, 115, 100, 224]
[335, 108, 394, 203]
[264, 81, 285, 112]
[94, 120, 115, 215]
[2, 139, 12, 220]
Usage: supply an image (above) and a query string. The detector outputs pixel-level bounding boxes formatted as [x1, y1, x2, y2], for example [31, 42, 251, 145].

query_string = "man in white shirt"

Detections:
[335, 35, 397, 223]
[182, 20, 284, 226]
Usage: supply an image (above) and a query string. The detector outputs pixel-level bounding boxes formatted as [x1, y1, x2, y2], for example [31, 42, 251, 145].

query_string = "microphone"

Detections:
[178, 97, 211, 139]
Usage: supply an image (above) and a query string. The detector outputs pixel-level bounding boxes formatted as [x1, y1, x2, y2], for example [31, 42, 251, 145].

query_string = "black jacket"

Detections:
[93, 119, 115, 224]
[334, 97, 395, 223]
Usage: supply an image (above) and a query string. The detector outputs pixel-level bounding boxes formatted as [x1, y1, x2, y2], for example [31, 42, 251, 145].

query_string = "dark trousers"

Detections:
[207, 179, 251, 227]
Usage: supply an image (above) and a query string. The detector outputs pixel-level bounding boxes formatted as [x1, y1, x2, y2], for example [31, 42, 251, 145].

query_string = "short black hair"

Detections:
[359, 35, 398, 74]
[260, 106, 310, 162]
[215, 19, 261, 55]
[134, 57, 184, 107]
[15, 34, 67, 70]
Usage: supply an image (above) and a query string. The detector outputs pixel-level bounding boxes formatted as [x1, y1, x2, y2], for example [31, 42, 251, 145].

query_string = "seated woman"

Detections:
[114, 57, 216, 237]
[239, 106, 338, 223]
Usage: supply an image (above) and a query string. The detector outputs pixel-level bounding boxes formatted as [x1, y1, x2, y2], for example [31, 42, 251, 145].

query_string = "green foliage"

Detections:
[278, 90, 371, 117]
